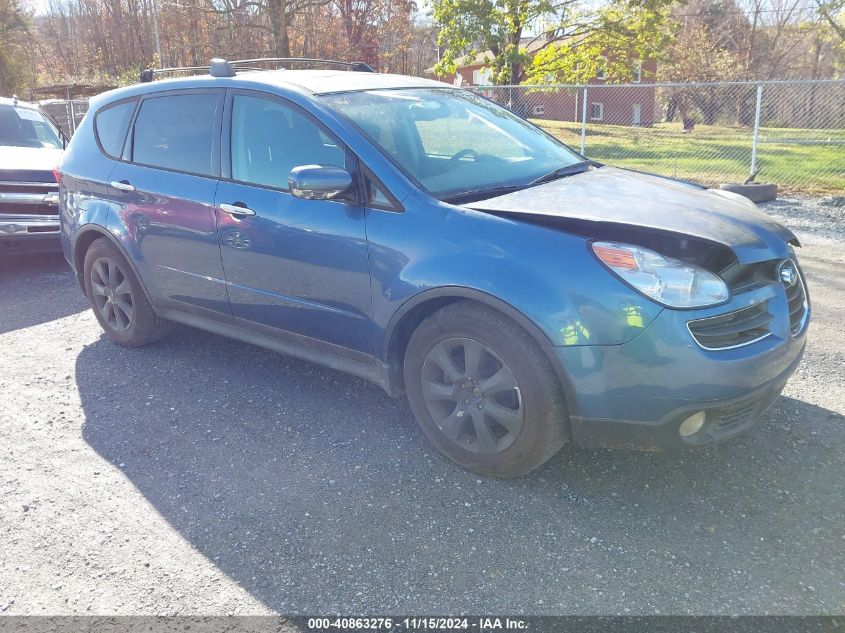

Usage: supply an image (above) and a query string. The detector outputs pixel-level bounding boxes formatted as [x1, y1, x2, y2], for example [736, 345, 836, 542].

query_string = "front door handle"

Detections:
[219, 202, 256, 217]
[110, 180, 135, 192]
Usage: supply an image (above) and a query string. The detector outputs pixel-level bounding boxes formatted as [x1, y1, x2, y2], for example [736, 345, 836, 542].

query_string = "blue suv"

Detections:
[59, 59, 809, 476]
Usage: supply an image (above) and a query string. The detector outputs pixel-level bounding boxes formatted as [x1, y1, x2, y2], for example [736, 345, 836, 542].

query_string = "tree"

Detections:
[525, 0, 672, 83]
[432, 0, 673, 85]
[29, 0, 415, 88]
[659, 24, 744, 125]
[815, 0, 845, 41]
[336, 0, 413, 70]
[0, 0, 32, 95]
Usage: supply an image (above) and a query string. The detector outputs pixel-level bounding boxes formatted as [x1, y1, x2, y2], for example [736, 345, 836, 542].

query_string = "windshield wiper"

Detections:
[528, 161, 593, 186]
[441, 184, 526, 204]
[441, 161, 595, 204]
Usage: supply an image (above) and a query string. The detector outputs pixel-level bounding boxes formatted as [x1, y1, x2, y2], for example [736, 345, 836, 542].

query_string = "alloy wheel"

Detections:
[420, 337, 524, 455]
[90, 257, 135, 332]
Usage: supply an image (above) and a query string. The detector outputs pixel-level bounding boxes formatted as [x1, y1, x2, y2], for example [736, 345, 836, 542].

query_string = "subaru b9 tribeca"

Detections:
[58, 60, 808, 477]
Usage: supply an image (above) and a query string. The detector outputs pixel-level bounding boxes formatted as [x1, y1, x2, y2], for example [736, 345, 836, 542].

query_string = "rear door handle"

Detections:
[219, 202, 256, 217]
[110, 180, 135, 192]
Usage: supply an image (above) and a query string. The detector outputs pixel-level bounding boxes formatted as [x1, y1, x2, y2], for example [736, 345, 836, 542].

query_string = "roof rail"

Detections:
[230, 58, 375, 72]
[139, 57, 375, 83]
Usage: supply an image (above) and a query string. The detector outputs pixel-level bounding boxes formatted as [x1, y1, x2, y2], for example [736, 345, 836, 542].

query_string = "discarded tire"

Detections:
[719, 182, 778, 203]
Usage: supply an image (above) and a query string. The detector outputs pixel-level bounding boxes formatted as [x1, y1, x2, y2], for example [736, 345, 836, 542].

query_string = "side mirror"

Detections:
[289, 165, 352, 201]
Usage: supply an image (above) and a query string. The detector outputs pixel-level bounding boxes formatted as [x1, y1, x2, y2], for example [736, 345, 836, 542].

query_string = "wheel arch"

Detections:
[72, 226, 152, 304]
[383, 287, 579, 416]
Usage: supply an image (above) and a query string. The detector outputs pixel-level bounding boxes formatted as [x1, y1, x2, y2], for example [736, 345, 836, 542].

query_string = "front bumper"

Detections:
[566, 345, 803, 450]
[558, 280, 808, 450]
[0, 215, 61, 255]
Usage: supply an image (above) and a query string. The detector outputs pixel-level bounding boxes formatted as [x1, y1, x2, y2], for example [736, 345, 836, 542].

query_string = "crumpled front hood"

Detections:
[0, 146, 63, 178]
[466, 166, 796, 264]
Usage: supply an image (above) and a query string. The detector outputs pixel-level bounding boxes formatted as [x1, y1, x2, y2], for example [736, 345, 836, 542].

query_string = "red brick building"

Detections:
[425, 47, 658, 127]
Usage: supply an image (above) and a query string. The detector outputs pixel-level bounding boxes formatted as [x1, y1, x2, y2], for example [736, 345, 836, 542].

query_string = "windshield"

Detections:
[0, 104, 63, 149]
[322, 88, 584, 200]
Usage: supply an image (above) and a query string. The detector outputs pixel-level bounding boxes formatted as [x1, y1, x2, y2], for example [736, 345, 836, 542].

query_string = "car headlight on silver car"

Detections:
[591, 241, 729, 308]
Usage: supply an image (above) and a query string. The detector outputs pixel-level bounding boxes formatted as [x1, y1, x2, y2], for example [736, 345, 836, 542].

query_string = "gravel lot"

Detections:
[1, 196, 843, 616]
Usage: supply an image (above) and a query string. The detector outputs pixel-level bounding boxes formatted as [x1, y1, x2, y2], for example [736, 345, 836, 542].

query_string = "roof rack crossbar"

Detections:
[139, 57, 375, 83]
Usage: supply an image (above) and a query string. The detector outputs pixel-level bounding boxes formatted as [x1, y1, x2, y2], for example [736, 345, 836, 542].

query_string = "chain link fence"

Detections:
[38, 99, 90, 137]
[470, 80, 845, 194]
[34, 80, 843, 193]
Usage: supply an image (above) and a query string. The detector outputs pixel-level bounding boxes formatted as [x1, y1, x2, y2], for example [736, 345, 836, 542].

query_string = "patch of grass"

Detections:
[535, 120, 845, 194]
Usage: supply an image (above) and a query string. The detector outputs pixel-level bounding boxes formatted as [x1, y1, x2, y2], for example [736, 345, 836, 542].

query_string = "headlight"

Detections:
[591, 241, 729, 308]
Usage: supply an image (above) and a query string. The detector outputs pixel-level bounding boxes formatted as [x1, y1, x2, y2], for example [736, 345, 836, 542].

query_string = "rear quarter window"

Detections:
[131, 93, 219, 177]
[94, 100, 137, 159]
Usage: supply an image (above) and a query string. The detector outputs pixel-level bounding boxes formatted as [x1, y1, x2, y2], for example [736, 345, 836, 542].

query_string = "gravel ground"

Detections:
[0, 196, 843, 616]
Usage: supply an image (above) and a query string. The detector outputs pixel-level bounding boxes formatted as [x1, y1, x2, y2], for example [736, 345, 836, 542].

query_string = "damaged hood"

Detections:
[466, 166, 796, 264]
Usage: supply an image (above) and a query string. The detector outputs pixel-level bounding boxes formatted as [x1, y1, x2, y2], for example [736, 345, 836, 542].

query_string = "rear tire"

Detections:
[404, 301, 569, 477]
[83, 239, 171, 346]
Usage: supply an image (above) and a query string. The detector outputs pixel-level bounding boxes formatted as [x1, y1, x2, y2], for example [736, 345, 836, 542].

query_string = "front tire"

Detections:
[83, 239, 170, 346]
[404, 301, 569, 477]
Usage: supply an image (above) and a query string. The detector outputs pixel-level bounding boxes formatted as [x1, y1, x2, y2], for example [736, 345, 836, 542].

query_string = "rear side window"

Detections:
[94, 100, 136, 159]
[132, 93, 219, 176]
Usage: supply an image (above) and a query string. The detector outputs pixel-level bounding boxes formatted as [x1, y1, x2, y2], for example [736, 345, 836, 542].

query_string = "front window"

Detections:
[230, 94, 345, 191]
[0, 104, 63, 149]
[322, 88, 583, 200]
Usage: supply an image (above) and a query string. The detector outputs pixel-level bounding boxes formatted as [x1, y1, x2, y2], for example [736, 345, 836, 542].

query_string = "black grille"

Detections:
[785, 274, 808, 335]
[712, 399, 759, 431]
[0, 170, 56, 184]
[687, 301, 773, 350]
[0, 202, 56, 215]
[0, 183, 56, 194]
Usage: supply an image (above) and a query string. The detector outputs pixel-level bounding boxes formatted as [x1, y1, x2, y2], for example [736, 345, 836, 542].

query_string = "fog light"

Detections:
[679, 411, 706, 437]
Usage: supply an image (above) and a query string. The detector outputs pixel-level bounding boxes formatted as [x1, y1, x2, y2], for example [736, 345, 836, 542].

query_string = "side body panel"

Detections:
[214, 181, 373, 353]
[108, 161, 230, 317]
[213, 89, 373, 353]
[365, 190, 665, 353]
[59, 105, 118, 268]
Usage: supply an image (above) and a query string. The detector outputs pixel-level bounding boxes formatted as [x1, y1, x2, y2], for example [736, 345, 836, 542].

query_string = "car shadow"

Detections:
[76, 326, 845, 613]
[0, 252, 87, 335]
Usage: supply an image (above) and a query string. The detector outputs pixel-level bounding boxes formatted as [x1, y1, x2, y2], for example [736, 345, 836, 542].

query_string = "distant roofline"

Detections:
[28, 83, 116, 99]
[0, 96, 38, 107]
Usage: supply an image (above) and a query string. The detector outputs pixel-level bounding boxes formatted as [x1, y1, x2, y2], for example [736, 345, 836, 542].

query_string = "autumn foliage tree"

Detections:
[22, 0, 417, 91]
[433, 0, 674, 85]
[0, 0, 33, 94]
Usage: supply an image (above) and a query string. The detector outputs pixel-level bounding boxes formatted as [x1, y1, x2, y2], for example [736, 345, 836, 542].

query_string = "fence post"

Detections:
[68, 100, 76, 134]
[750, 84, 763, 176]
[580, 86, 588, 155]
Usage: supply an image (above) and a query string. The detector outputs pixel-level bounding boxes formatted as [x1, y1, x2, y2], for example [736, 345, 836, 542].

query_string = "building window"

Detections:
[633, 61, 643, 83]
[590, 102, 604, 121]
[532, 104, 545, 116]
[472, 68, 492, 86]
[596, 57, 607, 80]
